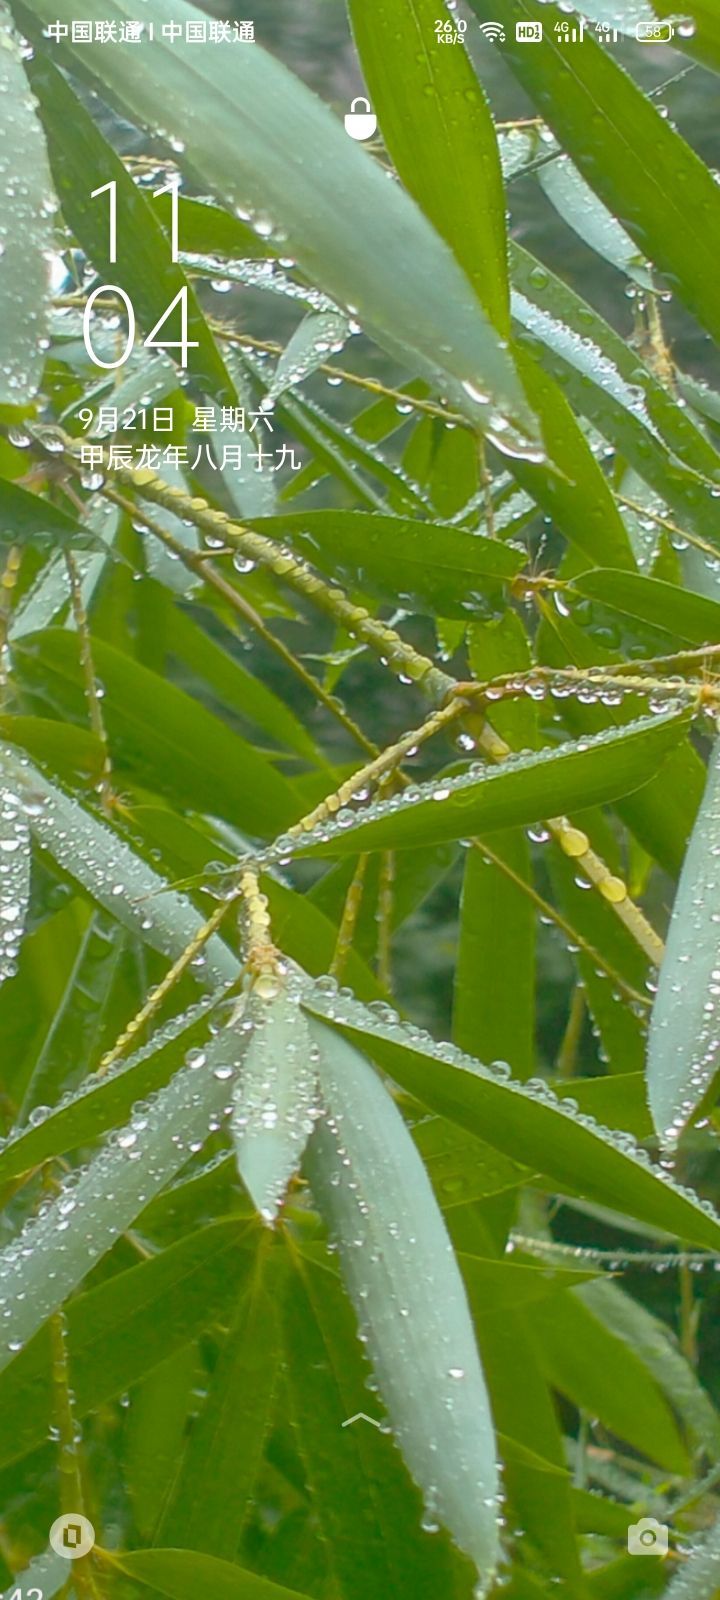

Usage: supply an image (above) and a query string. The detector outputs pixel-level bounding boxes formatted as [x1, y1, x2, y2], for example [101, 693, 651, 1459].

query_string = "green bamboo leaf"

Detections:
[230, 986, 321, 1224]
[155, 191, 277, 261]
[0, 1033, 249, 1371]
[282, 1254, 466, 1600]
[0, 998, 217, 1186]
[10, 501, 120, 639]
[0, 746, 239, 985]
[510, 242, 720, 491]
[13, 628, 300, 838]
[0, 476, 103, 549]
[572, 569, 720, 648]
[549, 838, 649, 1076]
[577, 1277, 720, 1458]
[537, 156, 653, 289]
[468, 0, 720, 346]
[288, 710, 690, 857]
[648, 732, 720, 1143]
[157, 1245, 282, 1558]
[18, 910, 133, 1117]
[0, 2, 57, 404]
[268, 312, 351, 402]
[0, 1220, 252, 1472]
[244, 510, 524, 618]
[22, 0, 540, 457]
[530, 1286, 689, 1472]
[159, 600, 322, 767]
[260, 379, 430, 516]
[306, 1018, 500, 1591]
[471, 1283, 585, 1587]
[403, 414, 480, 521]
[301, 983, 720, 1249]
[348, 0, 509, 332]
[125, 1344, 206, 1544]
[26, 49, 235, 403]
[454, 835, 535, 1080]
[506, 345, 636, 570]
[0, 786, 30, 985]
[412, 1116, 532, 1207]
[105, 1549, 312, 1600]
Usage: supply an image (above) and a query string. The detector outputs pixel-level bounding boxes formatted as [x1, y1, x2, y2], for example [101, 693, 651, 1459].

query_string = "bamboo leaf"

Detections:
[0, 1, 56, 404]
[577, 1277, 720, 1458]
[0, 1220, 252, 1472]
[302, 983, 720, 1249]
[469, 0, 720, 346]
[531, 1286, 689, 1472]
[537, 156, 653, 289]
[268, 312, 351, 401]
[289, 710, 691, 857]
[0, 1032, 249, 1372]
[282, 1253, 466, 1600]
[0, 476, 103, 549]
[510, 242, 720, 491]
[157, 1244, 281, 1558]
[0, 998, 216, 1186]
[0, 786, 30, 986]
[648, 732, 720, 1143]
[454, 835, 535, 1080]
[13, 628, 301, 837]
[0, 746, 239, 985]
[572, 569, 720, 647]
[230, 987, 321, 1224]
[106, 1549, 313, 1600]
[306, 1018, 500, 1591]
[244, 510, 524, 618]
[348, 0, 510, 331]
[507, 345, 636, 570]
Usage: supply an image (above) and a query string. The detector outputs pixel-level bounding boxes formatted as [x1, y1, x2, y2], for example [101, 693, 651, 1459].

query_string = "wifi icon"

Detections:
[478, 21, 506, 41]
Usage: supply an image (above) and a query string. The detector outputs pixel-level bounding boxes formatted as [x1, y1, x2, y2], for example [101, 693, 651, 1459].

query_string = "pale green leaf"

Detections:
[306, 1018, 500, 1591]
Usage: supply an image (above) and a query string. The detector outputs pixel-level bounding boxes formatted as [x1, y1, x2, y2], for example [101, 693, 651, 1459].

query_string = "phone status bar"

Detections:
[434, 17, 677, 46]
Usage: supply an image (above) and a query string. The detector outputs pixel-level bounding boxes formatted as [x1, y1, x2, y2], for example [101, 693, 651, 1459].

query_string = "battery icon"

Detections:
[635, 20, 674, 42]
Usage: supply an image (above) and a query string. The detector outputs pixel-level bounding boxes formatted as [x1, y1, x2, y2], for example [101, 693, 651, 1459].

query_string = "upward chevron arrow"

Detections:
[341, 1412, 381, 1429]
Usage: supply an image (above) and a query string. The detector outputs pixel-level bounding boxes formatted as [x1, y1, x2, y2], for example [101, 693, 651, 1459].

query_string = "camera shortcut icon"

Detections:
[49, 1513, 96, 1560]
[627, 1517, 669, 1557]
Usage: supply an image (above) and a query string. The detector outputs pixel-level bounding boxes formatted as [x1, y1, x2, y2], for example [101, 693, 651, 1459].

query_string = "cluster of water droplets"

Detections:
[0, 787, 30, 984]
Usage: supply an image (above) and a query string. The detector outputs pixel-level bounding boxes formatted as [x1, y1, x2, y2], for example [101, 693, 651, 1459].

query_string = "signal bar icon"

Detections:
[478, 21, 506, 42]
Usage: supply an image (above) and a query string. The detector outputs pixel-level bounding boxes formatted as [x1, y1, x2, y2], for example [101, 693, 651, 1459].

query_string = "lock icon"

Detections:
[344, 97, 377, 142]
